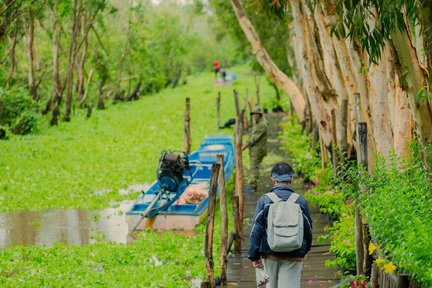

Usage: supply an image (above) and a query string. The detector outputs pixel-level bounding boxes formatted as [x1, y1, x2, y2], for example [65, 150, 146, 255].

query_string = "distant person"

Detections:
[248, 162, 313, 288]
[220, 68, 227, 82]
[213, 60, 220, 78]
[242, 106, 268, 192]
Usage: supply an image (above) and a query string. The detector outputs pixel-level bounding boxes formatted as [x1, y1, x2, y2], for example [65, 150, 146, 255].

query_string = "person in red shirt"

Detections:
[213, 60, 220, 78]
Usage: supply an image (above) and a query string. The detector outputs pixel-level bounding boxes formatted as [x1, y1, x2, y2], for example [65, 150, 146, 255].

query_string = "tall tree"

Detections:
[229, 0, 306, 121]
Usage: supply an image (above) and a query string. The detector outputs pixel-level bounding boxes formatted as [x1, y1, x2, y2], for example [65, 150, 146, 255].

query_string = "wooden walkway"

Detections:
[221, 114, 340, 287]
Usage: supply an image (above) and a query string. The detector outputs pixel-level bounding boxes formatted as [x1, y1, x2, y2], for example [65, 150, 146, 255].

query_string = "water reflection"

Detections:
[0, 201, 133, 249]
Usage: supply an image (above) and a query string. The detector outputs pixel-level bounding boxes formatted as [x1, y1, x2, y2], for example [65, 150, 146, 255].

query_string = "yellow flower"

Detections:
[369, 243, 378, 255]
[383, 263, 396, 274]
[375, 257, 384, 266]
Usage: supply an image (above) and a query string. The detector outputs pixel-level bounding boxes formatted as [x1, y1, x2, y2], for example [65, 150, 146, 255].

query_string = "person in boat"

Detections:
[242, 106, 268, 192]
[248, 162, 313, 288]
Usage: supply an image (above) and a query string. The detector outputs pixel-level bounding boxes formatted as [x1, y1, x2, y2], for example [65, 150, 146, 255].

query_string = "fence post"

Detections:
[355, 93, 364, 275]
[217, 154, 228, 284]
[233, 89, 244, 253]
[204, 164, 221, 288]
[217, 92, 221, 129]
[341, 99, 348, 157]
[184, 97, 191, 154]
[331, 109, 339, 175]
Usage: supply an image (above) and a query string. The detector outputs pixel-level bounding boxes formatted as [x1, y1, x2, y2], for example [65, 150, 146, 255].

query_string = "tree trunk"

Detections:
[77, 19, 88, 104]
[26, 8, 37, 100]
[230, 0, 306, 122]
[64, 0, 81, 121]
[49, 12, 63, 124]
[6, 24, 18, 87]
[392, 28, 432, 142]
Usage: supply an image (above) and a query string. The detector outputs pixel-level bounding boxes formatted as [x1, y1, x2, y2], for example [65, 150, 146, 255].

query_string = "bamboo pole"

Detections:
[331, 109, 339, 175]
[184, 97, 191, 154]
[232, 195, 241, 254]
[233, 90, 244, 253]
[341, 99, 348, 157]
[243, 96, 249, 132]
[358, 122, 372, 275]
[217, 154, 228, 284]
[255, 74, 260, 106]
[354, 93, 365, 275]
[217, 92, 221, 129]
[204, 164, 221, 288]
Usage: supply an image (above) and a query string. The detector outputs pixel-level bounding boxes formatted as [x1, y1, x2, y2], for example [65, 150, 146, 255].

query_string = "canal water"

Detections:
[0, 184, 151, 249]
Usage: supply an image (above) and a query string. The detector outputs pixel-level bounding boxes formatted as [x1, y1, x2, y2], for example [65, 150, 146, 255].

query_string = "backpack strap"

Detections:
[266, 192, 281, 203]
[287, 193, 300, 203]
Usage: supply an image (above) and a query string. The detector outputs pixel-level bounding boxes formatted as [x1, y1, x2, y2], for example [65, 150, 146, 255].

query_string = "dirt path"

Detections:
[221, 113, 340, 287]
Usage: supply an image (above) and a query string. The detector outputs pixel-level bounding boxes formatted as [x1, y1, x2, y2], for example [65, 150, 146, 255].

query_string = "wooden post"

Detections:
[248, 99, 254, 131]
[355, 209, 365, 275]
[341, 99, 348, 157]
[312, 121, 319, 150]
[354, 93, 364, 276]
[396, 274, 409, 288]
[184, 97, 191, 154]
[358, 122, 372, 275]
[371, 263, 379, 288]
[233, 90, 244, 253]
[255, 74, 260, 106]
[355, 93, 361, 152]
[216, 92, 221, 129]
[331, 109, 339, 174]
[217, 154, 228, 284]
[319, 131, 328, 169]
[204, 164, 221, 288]
[243, 97, 249, 132]
[232, 195, 241, 254]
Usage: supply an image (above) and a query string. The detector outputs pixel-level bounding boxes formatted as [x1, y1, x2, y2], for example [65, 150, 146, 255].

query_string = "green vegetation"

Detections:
[0, 66, 277, 212]
[279, 112, 431, 285]
[279, 116, 321, 180]
[0, 67, 281, 286]
[356, 145, 432, 285]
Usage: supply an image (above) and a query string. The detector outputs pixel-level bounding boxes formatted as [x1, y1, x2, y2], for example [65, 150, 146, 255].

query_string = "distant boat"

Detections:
[126, 136, 235, 232]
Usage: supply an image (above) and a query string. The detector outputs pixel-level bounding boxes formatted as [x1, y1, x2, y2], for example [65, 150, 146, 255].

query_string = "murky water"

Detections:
[0, 201, 134, 249]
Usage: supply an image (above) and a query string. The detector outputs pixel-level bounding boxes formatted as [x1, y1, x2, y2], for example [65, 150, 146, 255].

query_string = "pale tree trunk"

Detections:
[392, 27, 432, 142]
[76, 14, 88, 105]
[6, 24, 18, 87]
[229, 0, 306, 122]
[64, 0, 82, 121]
[26, 8, 37, 100]
[50, 13, 63, 126]
[289, 0, 334, 149]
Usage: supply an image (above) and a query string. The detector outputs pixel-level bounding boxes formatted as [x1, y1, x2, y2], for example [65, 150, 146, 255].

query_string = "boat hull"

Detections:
[126, 135, 234, 231]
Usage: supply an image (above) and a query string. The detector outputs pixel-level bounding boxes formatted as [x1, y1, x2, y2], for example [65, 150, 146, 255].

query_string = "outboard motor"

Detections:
[156, 150, 189, 192]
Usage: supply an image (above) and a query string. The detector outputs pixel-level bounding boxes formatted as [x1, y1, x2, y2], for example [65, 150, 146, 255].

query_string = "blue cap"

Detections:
[271, 172, 293, 182]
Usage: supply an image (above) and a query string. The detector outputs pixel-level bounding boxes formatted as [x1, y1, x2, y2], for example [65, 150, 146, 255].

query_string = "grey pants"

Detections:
[248, 152, 265, 189]
[262, 257, 303, 288]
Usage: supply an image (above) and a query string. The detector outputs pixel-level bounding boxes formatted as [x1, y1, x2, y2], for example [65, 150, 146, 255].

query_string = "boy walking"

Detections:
[248, 162, 313, 288]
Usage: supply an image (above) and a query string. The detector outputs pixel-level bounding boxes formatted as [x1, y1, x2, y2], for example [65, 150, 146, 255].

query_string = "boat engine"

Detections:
[156, 150, 189, 192]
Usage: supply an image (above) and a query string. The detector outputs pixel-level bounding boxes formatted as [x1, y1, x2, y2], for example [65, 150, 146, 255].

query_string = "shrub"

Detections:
[279, 116, 321, 179]
[358, 144, 432, 285]
[0, 87, 38, 135]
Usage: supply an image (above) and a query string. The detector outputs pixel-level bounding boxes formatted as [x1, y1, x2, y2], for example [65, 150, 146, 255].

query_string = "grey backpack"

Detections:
[266, 192, 304, 252]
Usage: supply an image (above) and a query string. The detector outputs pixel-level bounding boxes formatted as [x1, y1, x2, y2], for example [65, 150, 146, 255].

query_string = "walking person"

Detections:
[242, 106, 268, 192]
[213, 59, 220, 79]
[248, 162, 313, 288]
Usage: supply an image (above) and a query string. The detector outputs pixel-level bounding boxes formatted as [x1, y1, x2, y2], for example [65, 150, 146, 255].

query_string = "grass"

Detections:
[0, 65, 278, 212]
[0, 66, 283, 287]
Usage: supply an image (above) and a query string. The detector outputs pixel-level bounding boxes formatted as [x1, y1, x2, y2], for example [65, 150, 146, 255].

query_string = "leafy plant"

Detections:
[278, 116, 321, 180]
[324, 212, 356, 271]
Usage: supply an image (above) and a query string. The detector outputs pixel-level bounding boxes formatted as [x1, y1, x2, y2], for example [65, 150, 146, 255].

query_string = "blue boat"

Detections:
[126, 136, 235, 232]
